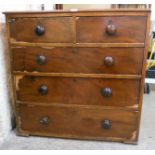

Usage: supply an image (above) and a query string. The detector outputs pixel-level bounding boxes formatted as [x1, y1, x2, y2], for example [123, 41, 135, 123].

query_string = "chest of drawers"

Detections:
[4, 9, 150, 144]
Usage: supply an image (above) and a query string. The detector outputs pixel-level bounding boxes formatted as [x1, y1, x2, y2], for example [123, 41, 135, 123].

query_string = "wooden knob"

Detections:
[101, 88, 112, 97]
[36, 55, 46, 65]
[35, 24, 45, 36]
[106, 21, 116, 35]
[104, 56, 114, 67]
[38, 85, 48, 95]
[101, 120, 111, 129]
[40, 116, 49, 126]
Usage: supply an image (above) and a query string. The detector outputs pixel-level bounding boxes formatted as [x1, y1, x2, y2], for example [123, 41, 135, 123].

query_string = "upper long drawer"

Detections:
[12, 47, 143, 74]
[9, 17, 74, 43]
[76, 16, 147, 43]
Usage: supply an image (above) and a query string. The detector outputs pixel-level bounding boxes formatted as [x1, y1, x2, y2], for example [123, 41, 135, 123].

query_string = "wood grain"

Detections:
[4, 9, 150, 18]
[136, 11, 151, 142]
[10, 42, 145, 48]
[18, 104, 138, 142]
[13, 72, 141, 79]
[10, 17, 74, 43]
[12, 47, 144, 74]
[4, 10, 150, 143]
[16, 76, 140, 107]
[77, 16, 147, 43]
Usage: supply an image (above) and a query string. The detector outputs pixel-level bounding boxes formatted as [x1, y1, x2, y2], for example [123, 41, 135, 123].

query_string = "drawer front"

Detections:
[76, 16, 146, 43]
[12, 47, 143, 74]
[18, 104, 138, 141]
[16, 77, 140, 107]
[10, 17, 73, 43]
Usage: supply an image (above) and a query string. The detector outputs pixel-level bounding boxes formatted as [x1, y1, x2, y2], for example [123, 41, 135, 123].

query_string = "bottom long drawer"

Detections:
[17, 104, 139, 143]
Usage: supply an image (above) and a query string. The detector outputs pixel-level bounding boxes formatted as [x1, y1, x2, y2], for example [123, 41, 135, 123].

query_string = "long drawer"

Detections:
[76, 16, 147, 43]
[12, 47, 143, 74]
[18, 104, 138, 142]
[16, 76, 140, 107]
[9, 17, 74, 43]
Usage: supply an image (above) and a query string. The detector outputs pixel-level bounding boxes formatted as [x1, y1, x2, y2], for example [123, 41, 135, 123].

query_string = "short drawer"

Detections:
[16, 77, 140, 107]
[9, 17, 73, 43]
[76, 16, 146, 43]
[18, 104, 138, 142]
[12, 47, 143, 74]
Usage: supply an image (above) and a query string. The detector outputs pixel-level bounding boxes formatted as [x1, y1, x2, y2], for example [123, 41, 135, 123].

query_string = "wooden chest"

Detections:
[4, 9, 150, 144]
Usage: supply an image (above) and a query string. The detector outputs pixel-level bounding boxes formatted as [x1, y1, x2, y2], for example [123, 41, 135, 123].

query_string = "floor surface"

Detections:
[0, 92, 155, 150]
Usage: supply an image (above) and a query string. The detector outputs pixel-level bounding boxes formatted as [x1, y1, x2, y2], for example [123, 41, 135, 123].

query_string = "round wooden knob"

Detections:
[104, 56, 114, 67]
[38, 85, 48, 95]
[40, 116, 49, 126]
[101, 88, 112, 97]
[35, 24, 45, 36]
[36, 55, 46, 65]
[101, 120, 111, 129]
[106, 21, 116, 35]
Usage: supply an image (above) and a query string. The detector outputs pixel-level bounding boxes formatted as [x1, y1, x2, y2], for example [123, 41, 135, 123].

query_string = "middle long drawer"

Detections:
[16, 76, 140, 107]
[12, 47, 143, 74]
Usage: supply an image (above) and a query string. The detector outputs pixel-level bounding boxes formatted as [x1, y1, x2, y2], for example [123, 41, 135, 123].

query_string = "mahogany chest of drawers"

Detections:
[4, 9, 150, 144]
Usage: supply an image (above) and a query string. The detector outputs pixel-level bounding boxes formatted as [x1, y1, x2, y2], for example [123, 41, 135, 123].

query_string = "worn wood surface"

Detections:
[18, 104, 138, 142]
[9, 16, 147, 44]
[77, 16, 146, 43]
[3, 9, 151, 18]
[12, 47, 144, 74]
[10, 42, 145, 48]
[13, 72, 141, 79]
[136, 11, 151, 141]
[4, 10, 150, 143]
[10, 17, 74, 43]
[16, 76, 140, 107]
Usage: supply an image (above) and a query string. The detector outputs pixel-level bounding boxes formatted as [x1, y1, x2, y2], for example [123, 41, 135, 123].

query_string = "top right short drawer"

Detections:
[76, 16, 147, 43]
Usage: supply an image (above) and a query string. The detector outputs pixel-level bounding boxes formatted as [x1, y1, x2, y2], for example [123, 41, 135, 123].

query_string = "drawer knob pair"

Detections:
[39, 117, 111, 129]
[106, 21, 116, 35]
[36, 55, 114, 67]
[36, 55, 46, 65]
[38, 85, 48, 95]
[101, 120, 111, 129]
[35, 24, 45, 36]
[101, 88, 112, 97]
[104, 56, 114, 67]
[40, 116, 49, 126]
[34, 21, 116, 36]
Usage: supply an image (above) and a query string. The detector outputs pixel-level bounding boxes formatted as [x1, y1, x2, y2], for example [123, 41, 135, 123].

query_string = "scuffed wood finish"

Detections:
[136, 11, 151, 141]
[4, 9, 150, 18]
[76, 16, 147, 43]
[4, 9, 150, 144]
[18, 104, 138, 142]
[11, 42, 145, 47]
[16, 76, 140, 107]
[12, 47, 144, 74]
[13, 72, 141, 79]
[10, 17, 74, 43]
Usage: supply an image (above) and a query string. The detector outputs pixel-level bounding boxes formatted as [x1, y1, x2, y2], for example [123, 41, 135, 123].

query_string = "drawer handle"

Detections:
[106, 20, 116, 35]
[35, 24, 45, 36]
[36, 55, 47, 65]
[104, 56, 114, 67]
[101, 120, 111, 129]
[40, 116, 49, 126]
[38, 85, 48, 95]
[101, 88, 112, 97]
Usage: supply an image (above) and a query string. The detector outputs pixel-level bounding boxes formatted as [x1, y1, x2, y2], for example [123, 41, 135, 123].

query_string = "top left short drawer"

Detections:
[9, 17, 74, 43]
